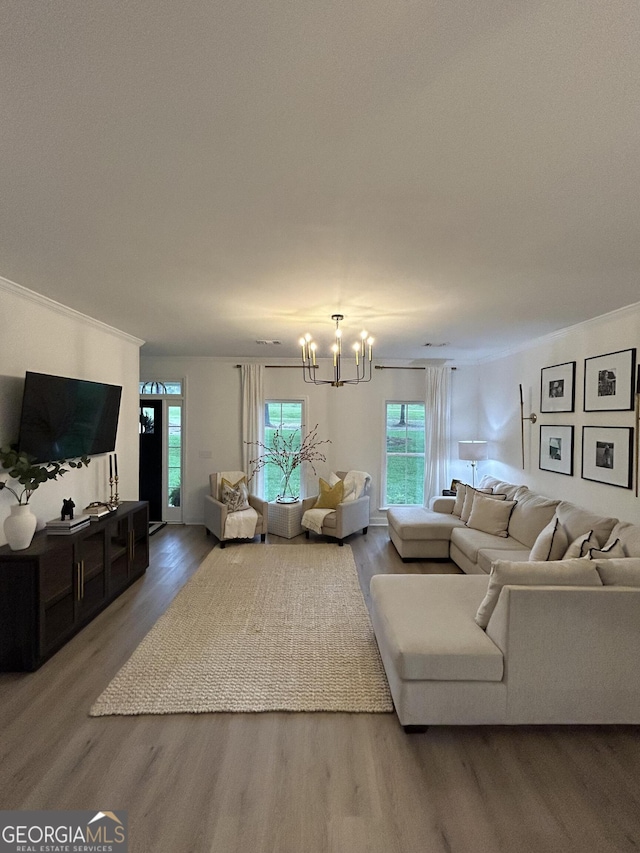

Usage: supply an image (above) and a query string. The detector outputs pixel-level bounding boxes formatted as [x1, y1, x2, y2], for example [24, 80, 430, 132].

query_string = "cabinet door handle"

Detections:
[76, 561, 86, 600]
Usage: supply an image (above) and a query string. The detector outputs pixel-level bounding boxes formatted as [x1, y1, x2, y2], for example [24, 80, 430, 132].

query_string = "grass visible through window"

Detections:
[263, 401, 303, 501]
[385, 402, 425, 505]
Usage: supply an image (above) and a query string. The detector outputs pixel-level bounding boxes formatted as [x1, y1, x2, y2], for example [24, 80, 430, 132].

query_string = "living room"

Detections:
[2, 1, 640, 851]
[2, 279, 639, 535]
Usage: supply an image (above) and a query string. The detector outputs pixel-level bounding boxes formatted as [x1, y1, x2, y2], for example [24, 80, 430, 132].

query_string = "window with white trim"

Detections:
[263, 400, 305, 502]
[384, 401, 425, 505]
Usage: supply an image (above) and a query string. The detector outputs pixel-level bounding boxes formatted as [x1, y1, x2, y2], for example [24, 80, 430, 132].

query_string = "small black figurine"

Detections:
[61, 498, 75, 521]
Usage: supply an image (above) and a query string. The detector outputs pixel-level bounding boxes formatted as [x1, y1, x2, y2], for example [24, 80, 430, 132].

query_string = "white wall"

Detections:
[0, 279, 143, 545]
[140, 356, 478, 525]
[476, 303, 640, 524]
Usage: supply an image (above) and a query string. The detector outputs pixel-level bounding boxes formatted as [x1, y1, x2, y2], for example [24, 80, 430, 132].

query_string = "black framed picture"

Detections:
[584, 348, 637, 412]
[540, 362, 576, 413]
[581, 426, 634, 489]
[539, 425, 574, 476]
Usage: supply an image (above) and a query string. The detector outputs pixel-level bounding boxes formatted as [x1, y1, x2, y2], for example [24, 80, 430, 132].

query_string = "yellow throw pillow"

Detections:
[314, 478, 344, 509]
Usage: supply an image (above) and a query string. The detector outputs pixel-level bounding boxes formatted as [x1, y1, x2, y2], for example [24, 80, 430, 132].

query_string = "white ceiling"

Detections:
[2, 0, 639, 361]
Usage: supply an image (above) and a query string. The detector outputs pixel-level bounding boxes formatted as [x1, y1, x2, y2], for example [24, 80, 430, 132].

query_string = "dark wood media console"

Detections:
[0, 500, 149, 671]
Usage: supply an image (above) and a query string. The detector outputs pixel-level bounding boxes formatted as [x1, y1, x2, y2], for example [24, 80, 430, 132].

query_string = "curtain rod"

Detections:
[233, 364, 456, 370]
[235, 364, 315, 369]
[375, 365, 457, 371]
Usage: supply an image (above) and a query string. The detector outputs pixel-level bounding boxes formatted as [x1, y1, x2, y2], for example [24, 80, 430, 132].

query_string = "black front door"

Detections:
[139, 401, 163, 521]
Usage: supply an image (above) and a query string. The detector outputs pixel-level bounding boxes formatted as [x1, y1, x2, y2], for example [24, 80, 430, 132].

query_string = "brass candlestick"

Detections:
[108, 476, 120, 508]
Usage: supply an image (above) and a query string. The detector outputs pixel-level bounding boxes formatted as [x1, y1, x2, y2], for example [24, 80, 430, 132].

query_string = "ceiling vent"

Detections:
[256, 340, 282, 345]
[423, 342, 450, 347]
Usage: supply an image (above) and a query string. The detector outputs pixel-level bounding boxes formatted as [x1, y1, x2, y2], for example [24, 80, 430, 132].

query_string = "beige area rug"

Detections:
[90, 544, 393, 716]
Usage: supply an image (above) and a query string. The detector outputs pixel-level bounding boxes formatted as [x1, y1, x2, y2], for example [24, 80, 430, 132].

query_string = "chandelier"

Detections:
[299, 314, 374, 387]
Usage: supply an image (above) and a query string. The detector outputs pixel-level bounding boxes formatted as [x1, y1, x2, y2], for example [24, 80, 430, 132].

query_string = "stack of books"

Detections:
[46, 514, 91, 535]
[83, 503, 116, 520]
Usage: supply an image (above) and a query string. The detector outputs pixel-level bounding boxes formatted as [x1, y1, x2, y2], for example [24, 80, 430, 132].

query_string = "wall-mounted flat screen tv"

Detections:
[17, 371, 122, 462]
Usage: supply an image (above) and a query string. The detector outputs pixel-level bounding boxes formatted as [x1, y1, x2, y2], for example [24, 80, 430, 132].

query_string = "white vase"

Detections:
[4, 504, 37, 551]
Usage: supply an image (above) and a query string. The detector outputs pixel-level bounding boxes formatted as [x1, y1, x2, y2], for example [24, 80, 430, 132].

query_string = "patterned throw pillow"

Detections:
[221, 477, 250, 513]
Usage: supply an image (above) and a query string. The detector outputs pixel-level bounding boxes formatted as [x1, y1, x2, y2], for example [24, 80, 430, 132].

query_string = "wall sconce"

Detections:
[458, 440, 488, 487]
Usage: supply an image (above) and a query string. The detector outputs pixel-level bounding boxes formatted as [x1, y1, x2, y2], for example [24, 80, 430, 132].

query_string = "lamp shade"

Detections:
[458, 440, 488, 462]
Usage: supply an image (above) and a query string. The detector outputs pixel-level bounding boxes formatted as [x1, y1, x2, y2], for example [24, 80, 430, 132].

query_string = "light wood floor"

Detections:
[1, 525, 639, 853]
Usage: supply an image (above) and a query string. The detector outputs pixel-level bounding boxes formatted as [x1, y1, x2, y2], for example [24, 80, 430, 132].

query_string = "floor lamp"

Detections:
[458, 441, 488, 488]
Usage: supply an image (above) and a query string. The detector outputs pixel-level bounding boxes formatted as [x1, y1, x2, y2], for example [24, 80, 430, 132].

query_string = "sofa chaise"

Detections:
[373, 477, 640, 728]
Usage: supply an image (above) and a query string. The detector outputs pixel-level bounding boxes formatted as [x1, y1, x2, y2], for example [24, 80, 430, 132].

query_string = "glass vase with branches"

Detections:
[247, 424, 330, 503]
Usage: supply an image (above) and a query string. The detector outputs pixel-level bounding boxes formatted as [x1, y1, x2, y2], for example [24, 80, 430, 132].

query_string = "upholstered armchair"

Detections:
[204, 471, 268, 547]
[301, 470, 371, 545]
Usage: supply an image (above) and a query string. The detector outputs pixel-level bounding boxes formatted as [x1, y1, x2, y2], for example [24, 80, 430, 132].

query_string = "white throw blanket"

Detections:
[341, 470, 370, 502]
[301, 507, 334, 535]
[301, 470, 371, 534]
[224, 506, 259, 539]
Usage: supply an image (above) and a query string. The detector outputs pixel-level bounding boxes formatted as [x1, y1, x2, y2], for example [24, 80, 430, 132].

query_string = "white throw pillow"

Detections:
[466, 494, 515, 538]
[593, 557, 640, 586]
[563, 530, 597, 559]
[474, 558, 603, 629]
[529, 516, 569, 561]
[452, 483, 467, 517]
[586, 539, 626, 560]
[601, 521, 640, 558]
[329, 471, 355, 501]
[460, 487, 494, 523]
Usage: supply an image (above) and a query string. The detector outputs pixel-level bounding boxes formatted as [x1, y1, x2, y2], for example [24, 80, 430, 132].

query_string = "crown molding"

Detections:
[473, 300, 640, 366]
[0, 275, 145, 347]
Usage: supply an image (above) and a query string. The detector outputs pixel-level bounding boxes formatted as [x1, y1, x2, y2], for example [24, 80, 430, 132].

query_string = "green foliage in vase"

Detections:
[0, 445, 90, 505]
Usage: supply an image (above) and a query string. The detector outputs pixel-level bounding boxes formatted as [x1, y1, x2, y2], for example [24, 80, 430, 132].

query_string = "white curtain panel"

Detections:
[423, 366, 451, 505]
[241, 364, 264, 495]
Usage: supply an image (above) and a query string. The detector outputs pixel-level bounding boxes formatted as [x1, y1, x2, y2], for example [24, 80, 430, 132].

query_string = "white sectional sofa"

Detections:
[373, 477, 640, 728]
[387, 476, 619, 571]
